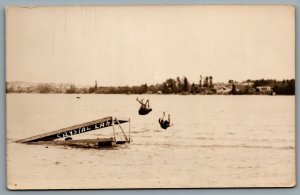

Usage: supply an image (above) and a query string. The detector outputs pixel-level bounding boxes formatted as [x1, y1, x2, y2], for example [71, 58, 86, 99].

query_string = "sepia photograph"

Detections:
[6, 5, 295, 189]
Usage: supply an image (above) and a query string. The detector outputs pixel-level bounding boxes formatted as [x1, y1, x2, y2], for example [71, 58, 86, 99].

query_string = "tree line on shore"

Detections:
[6, 76, 295, 95]
[253, 79, 295, 95]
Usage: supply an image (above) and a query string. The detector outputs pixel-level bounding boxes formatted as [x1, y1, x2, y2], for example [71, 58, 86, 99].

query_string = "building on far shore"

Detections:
[256, 86, 273, 93]
[216, 86, 232, 94]
[256, 86, 273, 95]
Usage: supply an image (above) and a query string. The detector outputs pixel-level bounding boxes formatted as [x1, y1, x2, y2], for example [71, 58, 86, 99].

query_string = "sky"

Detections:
[6, 5, 295, 86]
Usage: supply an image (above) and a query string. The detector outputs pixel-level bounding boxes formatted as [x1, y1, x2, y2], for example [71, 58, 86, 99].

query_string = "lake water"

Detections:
[6, 94, 295, 189]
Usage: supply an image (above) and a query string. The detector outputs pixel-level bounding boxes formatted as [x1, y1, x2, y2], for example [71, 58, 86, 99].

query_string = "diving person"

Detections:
[159, 112, 171, 129]
[136, 97, 152, 115]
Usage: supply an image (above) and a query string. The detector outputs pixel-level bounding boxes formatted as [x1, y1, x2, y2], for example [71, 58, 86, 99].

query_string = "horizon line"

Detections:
[6, 77, 296, 87]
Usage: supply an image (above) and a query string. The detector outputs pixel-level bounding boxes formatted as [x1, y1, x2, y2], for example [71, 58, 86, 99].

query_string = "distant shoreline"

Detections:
[6, 92, 295, 96]
[6, 77, 295, 95]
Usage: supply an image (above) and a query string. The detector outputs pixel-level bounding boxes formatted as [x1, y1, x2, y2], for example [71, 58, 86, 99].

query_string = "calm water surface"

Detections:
[6, 94, 295, 188]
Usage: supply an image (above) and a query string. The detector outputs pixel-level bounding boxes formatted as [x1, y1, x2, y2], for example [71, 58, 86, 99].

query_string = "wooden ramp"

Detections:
[29, 138, 118, 148]
[16, 116, 129, 143]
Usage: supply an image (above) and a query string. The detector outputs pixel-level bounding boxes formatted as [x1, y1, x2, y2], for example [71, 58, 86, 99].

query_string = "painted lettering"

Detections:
[53, 120, 118, 140]
[99, 123, 104, 128]
[63, 132, 68, 138]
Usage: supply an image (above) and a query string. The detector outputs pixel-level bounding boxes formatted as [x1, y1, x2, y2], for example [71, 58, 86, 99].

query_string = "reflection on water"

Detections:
[6, 94, 295, 188]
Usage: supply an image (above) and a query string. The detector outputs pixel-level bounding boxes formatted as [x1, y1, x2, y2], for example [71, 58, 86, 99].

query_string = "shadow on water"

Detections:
[55, 143, 130, 151]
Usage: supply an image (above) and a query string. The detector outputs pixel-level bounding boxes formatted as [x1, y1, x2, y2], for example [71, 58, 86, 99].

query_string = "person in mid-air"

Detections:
[159, 112, 171, 129]
[136, 97, 147, 109]
[136, 97, 152, 115]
